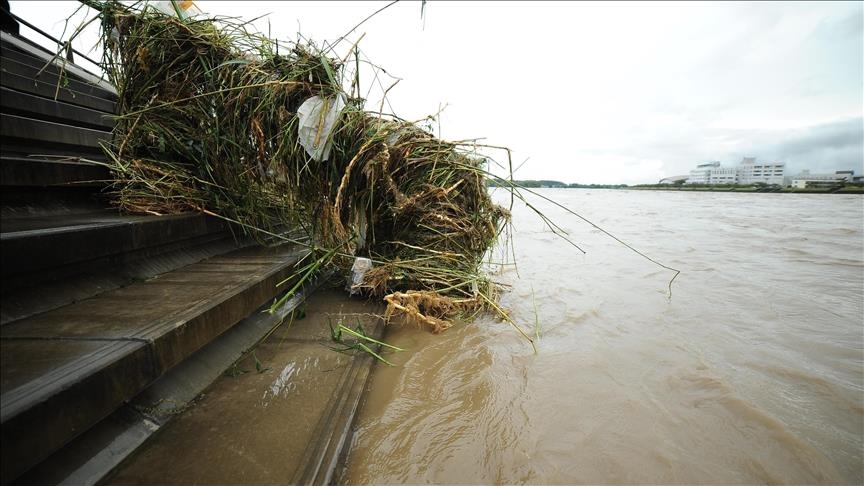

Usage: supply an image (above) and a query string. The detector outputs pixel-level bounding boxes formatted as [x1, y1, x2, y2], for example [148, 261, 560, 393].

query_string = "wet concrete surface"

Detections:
[0, 244, 306, 482]
[102, 287, 389, 486]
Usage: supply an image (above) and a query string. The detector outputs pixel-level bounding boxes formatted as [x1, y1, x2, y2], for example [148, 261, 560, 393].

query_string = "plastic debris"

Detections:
[297, 94, 346, 161]
[347, 257, 373, 295]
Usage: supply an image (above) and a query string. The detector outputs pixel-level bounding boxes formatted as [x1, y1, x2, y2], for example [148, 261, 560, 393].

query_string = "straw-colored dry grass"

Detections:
[86, 1, 517, 336]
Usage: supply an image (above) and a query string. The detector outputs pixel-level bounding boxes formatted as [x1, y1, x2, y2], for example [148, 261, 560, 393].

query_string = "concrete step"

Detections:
[8, 271, 332, 486]
[2, 32, 116, 160]
[0, 155, 109, 187]
[0, 30, 117, 99]
[1, 86, 114, 131]
[0, 34, 117, 115]
[1, 210, 230, 283]
[1, 112, 110, 153]
[1, 204, 244, 326]
[0, 243, 309, 483]
[0, 69, 116, 117]
[0, 49, 117, 105]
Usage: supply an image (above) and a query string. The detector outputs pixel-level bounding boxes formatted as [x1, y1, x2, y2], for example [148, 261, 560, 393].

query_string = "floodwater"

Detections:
[343, 189, 864, 485]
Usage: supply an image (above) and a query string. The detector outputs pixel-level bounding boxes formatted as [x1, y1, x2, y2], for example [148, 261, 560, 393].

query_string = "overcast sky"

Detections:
[10, 1, 863, 184]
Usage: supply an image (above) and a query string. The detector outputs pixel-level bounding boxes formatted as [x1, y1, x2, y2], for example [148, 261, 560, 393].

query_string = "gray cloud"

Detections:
[774, 118, 862, 154]
[739, 117, 864, 175]
[613, 117, 863, 183]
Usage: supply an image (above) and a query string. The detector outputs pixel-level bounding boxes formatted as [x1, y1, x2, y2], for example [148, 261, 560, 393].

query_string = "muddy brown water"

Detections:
[343, 189, 863, 484]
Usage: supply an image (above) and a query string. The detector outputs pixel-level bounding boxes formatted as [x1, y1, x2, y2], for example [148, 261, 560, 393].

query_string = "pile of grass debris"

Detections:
[87, 1, 516, 335]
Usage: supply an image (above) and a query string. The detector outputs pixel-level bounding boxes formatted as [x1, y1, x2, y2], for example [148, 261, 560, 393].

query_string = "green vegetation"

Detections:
[328, 318, 403, 366]
[835, 184, 864, 194]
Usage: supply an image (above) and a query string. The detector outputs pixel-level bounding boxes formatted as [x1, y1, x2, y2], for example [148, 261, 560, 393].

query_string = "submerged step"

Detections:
[95, 288, 387, 486]
[0, 244, 308, 483]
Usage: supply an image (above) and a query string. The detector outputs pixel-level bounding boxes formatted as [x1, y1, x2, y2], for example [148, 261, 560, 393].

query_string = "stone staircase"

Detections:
[0, 25, 312, 485]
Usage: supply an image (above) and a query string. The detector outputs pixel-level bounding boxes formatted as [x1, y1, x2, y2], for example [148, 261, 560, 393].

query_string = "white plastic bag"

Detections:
[297, 94, 346, 162]
[347, 257, 373, 295]
[145, 1, 203, 18]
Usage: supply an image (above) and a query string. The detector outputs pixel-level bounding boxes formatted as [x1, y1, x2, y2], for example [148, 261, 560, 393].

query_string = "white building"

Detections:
[711, 167, 738, 185]
[687, 161, 740, 185]
[687, 162, 717, 184]
[685, 157, 787, 185]
[687, 161, 737, 184]
[789, 170, 854, 188]
[737, 157, 785, 185]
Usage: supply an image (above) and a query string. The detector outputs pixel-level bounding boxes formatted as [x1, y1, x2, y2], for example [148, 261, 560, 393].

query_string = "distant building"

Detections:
[685, 157, 786, 185]
[687, 161, 737, 185]
[712, 167, 738, 185]
[736, 157, 785, 185]
[789, 170, 855, 189]
[688, 161, 720, 184]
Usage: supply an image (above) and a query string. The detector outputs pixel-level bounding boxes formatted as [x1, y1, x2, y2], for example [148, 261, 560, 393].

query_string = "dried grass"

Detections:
[85, 1, 519, 337]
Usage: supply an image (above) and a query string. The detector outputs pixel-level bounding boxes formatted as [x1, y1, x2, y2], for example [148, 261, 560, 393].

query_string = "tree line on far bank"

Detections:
[486, 180, 864, 193]
[486, 180, 628, 189]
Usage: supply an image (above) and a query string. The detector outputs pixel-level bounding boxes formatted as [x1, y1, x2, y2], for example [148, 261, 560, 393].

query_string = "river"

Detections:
[343, 189, 864, 485]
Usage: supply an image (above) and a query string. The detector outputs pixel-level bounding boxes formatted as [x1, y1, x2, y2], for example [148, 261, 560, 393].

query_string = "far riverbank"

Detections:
[627, 185, 864, 194]
[487, 180, 864, 194]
